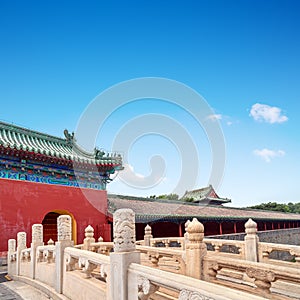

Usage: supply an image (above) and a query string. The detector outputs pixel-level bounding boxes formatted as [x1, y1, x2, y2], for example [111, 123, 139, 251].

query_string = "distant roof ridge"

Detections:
[184, 184, 212, 194]
[108, 193, 189, 204]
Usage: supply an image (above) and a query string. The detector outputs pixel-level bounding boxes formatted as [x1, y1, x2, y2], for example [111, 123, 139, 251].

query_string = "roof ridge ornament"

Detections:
[63, 129, 75, 144]
[95, 148, 106, 159]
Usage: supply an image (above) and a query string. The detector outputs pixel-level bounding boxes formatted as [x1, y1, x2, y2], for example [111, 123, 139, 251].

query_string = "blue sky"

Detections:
[0, 0, 300, 207]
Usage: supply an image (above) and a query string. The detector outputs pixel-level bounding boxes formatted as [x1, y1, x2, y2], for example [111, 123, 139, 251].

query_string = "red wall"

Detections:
[0, 178, 110, 253]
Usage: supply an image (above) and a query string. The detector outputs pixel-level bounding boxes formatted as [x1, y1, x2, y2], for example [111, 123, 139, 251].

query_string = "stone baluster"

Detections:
[16, 232, 26, 276]
[7, 239, 16, 275]
[246, 268, 276, 296]
[290, 250, 300, 263]
[98, 236, 104, 242]
[31, 224, 43, 279]
[110, 209, 140, 300]
[185, 218, 207, 279]
[183, 220, 190, 250]
[144, 224, 153, 247]
[214, 244, 221, 253]
[244, 219, 259, 262]
[137, 276, 159, 300]
[83, 225, 95, 251]
[55, 215, 73, 294]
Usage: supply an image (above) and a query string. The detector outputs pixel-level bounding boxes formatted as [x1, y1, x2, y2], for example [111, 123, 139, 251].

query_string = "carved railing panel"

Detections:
[64, 247, 110, 283]
[259, 242, 300, 266]
[203, 255, 300, 299]
[136, 245, 186, 274]
[204, 239, 245, 259]
[20, 248, 32, 262]
[36, 245, 56, 264]
[73, 242, 113, 255]
[128, 263, 266, 300]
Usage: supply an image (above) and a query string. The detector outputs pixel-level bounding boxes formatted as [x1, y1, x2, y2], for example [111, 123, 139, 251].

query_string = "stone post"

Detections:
[7, 239, 16, 276]
[144, 224, 153, 247]
[183, 220, 190, 250]
[185, 218, 207, 279]
[83, 225, 95, 251]
[244, 218, 259, 262]
[30, 224, 43, 279]
[110, 209, 140, 300]
[55, 215, 73, 293]
[16, 232, 26, 276]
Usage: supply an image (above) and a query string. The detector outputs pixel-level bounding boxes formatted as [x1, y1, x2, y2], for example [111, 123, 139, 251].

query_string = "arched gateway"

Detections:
[42, 210, 77, 244]
[0, 121, 123, 254]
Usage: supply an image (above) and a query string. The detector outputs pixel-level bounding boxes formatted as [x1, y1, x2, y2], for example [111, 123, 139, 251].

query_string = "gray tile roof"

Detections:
[108, 195, 300, 222]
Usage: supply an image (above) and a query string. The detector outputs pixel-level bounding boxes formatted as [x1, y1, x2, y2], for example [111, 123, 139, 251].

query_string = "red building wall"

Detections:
[0, 178, 109, 253]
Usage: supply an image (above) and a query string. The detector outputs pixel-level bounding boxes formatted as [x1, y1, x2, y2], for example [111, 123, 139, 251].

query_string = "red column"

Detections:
[264, 223, 267, 231]
[234, 222, 237, 234]
[219, 223, 223, 235]
[272, 223, 274, 230]
[178, 223, 183, 237]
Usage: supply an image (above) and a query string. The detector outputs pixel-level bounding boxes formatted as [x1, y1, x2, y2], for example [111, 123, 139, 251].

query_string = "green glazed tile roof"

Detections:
[181, 184, 231, 204]
[0, 121, 122, 167]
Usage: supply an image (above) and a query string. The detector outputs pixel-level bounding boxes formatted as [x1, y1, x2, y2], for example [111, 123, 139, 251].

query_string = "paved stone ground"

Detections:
[0, 272, 51, 300]
[0, 273, 23, 300]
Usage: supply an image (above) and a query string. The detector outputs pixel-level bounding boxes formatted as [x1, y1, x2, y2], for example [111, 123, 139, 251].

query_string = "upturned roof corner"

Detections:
[0, 121, 123, 170]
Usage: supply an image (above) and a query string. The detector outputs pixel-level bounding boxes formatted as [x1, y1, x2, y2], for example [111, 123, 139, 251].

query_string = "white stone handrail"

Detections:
[137, 245, 184, 256]
[64, 246, 110, 280]
[90, 242, 113, 255]
[204, 238, 245, 258]
[137, 237, 185, 248]
[151, 237, 184, 248]
[258, 241, 300, 264]
[36, 245, 56, 263]
[20, 247, 31, 262]
[75, 242, 114, 255]
[128, 262, 266, 300]
[203, 254, 300, 298]
[136, 244, 186, 273]
[9, 251, 17, 262]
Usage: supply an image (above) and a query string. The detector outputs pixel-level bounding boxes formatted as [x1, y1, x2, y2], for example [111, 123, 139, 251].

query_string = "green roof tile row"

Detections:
[0, 121, 122, 166]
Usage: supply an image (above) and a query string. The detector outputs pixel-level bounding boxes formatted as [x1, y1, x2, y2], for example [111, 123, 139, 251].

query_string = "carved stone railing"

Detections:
[7, 214, 300, 300]
[36, 244, 56, 264]
[137, 237, 184, 248]
[136, 245, 186, 274]
[137, 236, 245, 256]
[20, 248, 32, 262]
[75, 242, 114, 255]
[259, 242, 300, 266]
[205, 238, 245, 259]
[152, 237, 184, 248]
[64, 247, 110, 281]
[63, 246, 110, 300]
[35, 244, 56, 288]
[203, 255, 300, 299]
[128, 262, 266, 300]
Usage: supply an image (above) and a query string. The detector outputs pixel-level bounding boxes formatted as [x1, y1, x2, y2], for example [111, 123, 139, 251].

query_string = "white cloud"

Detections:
[250, 103, 288, 124]
[253, 148, 285, 163]
[207, 114, 222, 121]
